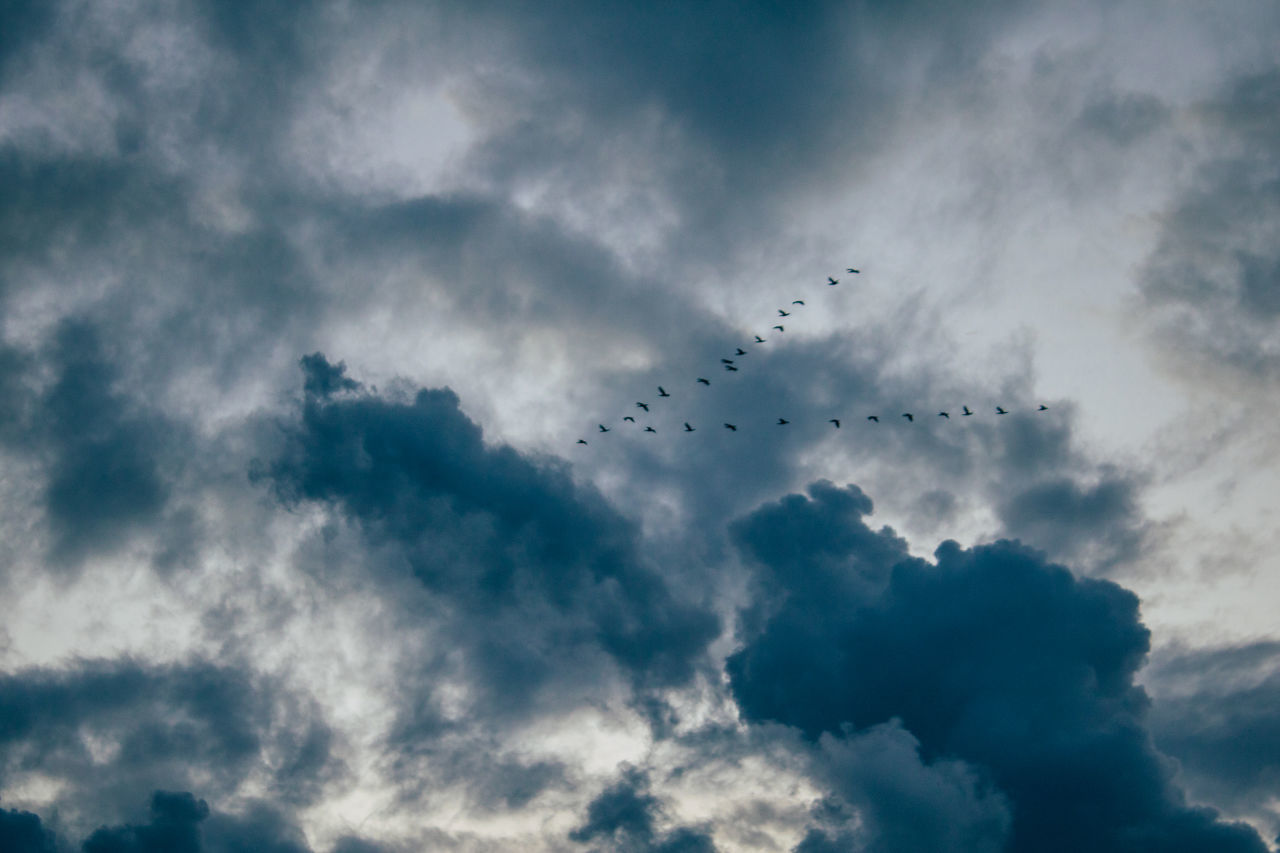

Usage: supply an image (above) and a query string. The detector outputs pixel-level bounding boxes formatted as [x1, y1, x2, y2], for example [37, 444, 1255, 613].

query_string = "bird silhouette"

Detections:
[637, 402, 649, 412]
[721, 358, 734, 364]
[736, 347, 748, 355]
[623, 416, 635, 423]
[697, 377, 711, 385]
[644, 426, 657, 433]
[778, 309, 791, 317]
[829, 419, 841, 428]
[938, 411, 950, 419]
[598, 424, 610, 432]
[996, 406, 1007, 415]
[962, 405, 972, 416]
[577, 439, 588, 445]
[828, 276, 839, 285]
[772, 325, 784, 332]
[658, 386, 670, 397]
[847, 268, 860, 274]
[754, 335, 766, 343]
[792, 300, 805, 305]
[1038, 404, 1049, 411]
[725, 364, 739, 371]
[777, 418, 789, 425]
[724, 423, 737, 431]
[867, 416, 879, 423]
[902, 413, 914, 422]
[683, 422, 695, 432]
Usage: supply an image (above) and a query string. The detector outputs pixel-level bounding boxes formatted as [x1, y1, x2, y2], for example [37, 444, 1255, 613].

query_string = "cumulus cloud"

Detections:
[726, 481, 1266, 852]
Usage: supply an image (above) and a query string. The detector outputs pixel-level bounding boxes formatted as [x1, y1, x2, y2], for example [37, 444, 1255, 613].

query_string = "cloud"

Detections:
[569, 767, 717, 853]
[1138, 67, 1280, 388]
[726, 481, 1266, 852]
[796, 721, 1011, 853]
[1147, 641, 1280, 840]
[0, 657, 345, 833]
[0, 806, 58, 853]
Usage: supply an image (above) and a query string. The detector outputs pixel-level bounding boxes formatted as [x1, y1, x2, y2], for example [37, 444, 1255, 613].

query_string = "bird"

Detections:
[847, 268, 860, 274]
[721, 358, 734, 364]
[697, 377, 711, 386]
[996, 406, 1007, 415]
[637, 402, 650, 412]
[962, 405, 972, 416]
[829, 419, 841, 428]
[792, 300, 805, 305]
[902, 413, 914, 422]
[938, 411, 950, 419]
[683, 422, 695, 432]
[644, 426, 657, 433]
[736, 347, 748, 355]
[725, 364, 739, 371]
[577, 439, 588, 445]
[1038, 404, 1049, 411]
[598, 424, 610, 432]
[828, 276, 839, 285]
[724, 423, 737, 431]
[623, 416, 635, 423]
[772, 325, 784, 332]
[867, 416, 879, 423]
[754, 335, 766, 343]
[658, 386, 670, 397]
[777, 418, 789, 425]
[778, 309, 791, 317]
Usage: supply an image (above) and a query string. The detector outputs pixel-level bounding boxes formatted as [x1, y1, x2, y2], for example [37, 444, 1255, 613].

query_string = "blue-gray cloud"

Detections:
[726, 481, 1265, 852]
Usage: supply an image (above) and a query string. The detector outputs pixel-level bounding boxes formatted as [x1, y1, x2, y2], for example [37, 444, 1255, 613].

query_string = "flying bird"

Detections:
[724, 423, 737, 431]
[697, 377, 711, 385]
[867, 415, 879, 423]
[623, 416, 635, 423]
[725, 364, 739, 371]
[847, 268, 860, 274]
[777, 418, 789, 425]
[962, 405, 973, 416]
[772, 325, 784, 332]
[644, 426, 657, 433]
[736, 347, 748, 355]
[721, 358, 734, 364]
[829, 419, 841, 428]
[598, 424, 610, 432]
[683, 422, 695, 432]
[658, 386, 670, 397]
[996, 406, 1008, 415]
[778, 309, 791, 317]
[902, 413, 914, 422]
[792, 300, 805, 305]
[754, 335, 766, 343]
[1038, 404, 1049, 411]
[577, 439, 588, 445]
[938, 411, 950, 419]
[828, 276, 839, 285]
[637, 402, 649, 412]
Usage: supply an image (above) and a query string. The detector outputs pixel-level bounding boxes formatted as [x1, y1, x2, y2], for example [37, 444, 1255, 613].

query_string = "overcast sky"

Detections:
[2, 2, 1279, 851]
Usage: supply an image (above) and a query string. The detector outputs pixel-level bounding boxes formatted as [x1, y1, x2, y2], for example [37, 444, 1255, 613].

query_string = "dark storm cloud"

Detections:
[570, 767, 717, 853]
[725, 482, 1266, 852]
[1146, 641, 1280, 840]
[262, 354, 718, 714]
[0, 806, 58, 853]
[1138, 67, 1280, 385]
[0, 657, 345, 829]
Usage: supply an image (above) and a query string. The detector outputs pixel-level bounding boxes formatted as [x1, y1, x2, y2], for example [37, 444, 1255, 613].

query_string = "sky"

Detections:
[1, 1, 1278, 851]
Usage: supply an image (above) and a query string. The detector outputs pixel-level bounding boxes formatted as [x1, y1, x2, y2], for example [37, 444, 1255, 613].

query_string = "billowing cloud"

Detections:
[726, 482, 1266, 851]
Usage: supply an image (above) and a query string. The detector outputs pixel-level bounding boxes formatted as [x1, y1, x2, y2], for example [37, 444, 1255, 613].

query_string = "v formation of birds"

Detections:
[576, 268, 1049, 445]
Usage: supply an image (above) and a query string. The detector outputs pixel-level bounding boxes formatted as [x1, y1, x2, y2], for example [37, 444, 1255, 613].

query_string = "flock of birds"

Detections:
[576, 268, 1050, 445]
